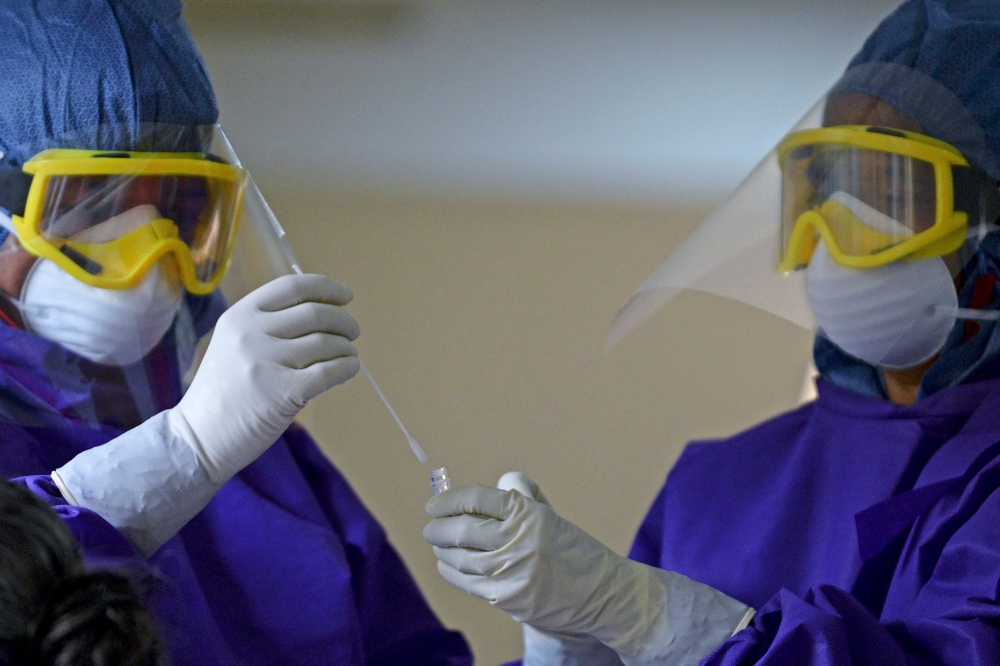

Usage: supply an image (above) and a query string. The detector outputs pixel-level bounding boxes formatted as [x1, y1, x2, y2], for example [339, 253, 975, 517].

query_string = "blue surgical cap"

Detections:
[0, 0, 218, 168]
[830, 0, 1000, 179]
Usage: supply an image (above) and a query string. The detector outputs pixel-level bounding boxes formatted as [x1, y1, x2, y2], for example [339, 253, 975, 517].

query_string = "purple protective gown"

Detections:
[0, 314, 471, 666]
[631, 374, 1000, 665]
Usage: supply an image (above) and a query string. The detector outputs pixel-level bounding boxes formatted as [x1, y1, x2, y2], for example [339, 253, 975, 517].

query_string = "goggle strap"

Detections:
[0, 167, 31, 218]
[952, 165, 998, 217]
[933, 305, 1000, 322]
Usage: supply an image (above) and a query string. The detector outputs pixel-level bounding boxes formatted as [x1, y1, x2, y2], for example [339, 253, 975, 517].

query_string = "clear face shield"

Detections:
[607, 63, 1000, 372]
[0, 123, 296, 432]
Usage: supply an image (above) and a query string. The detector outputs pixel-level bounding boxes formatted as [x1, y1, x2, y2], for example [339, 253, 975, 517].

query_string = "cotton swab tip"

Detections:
[360, 360, 428, 465]
[407, 435, 429, 465]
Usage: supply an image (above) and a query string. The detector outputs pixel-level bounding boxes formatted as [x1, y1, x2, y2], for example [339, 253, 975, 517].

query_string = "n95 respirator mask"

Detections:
[806, 241, 958, 370]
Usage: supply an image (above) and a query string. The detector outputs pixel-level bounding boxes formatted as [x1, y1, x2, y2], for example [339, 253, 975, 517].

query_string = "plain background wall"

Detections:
[184, 2, 899, 663]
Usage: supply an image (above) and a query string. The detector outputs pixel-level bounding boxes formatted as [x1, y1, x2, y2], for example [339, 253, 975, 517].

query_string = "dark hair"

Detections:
[0, 478, 161, 666]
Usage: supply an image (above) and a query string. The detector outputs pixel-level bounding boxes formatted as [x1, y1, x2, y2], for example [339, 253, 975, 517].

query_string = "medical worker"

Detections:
[0, 2, 472, 665]
[424, 1, 1000, 664]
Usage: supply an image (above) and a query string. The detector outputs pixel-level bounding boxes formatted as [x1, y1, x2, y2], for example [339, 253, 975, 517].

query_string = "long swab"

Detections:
[250, 178, 429, 464]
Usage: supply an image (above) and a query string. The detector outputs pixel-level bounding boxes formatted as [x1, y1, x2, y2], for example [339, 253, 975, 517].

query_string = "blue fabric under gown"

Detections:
[631, 371, 1000, 665]
[0, 296, 471, 666]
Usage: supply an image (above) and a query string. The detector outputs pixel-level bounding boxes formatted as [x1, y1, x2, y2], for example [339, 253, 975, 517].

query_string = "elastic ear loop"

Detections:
[929, 224, 1000, 323]
[933, 306, 1000, 321]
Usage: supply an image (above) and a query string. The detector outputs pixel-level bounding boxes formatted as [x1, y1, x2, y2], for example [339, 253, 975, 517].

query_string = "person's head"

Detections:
[0, 478, 160, 665]
[775, 0, 1000, 400]
[0, 1, 242, 368]
[606, 0, 1000, 391]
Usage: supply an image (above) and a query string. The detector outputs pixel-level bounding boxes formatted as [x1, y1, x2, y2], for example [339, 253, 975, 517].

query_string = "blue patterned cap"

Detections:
[831, 0, 1000, 179]
[0, 0, 218, 168]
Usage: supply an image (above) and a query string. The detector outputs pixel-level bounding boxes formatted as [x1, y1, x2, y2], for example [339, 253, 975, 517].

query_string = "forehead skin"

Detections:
[823, 91, 924, 132]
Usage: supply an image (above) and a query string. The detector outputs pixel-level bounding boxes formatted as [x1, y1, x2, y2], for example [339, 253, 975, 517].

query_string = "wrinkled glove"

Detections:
[424, 472, 754, 666]
[497, 473, 624, 666]
[168, 273, 360, 484]
[54, 274, 360, 556]
[521, 624, 624, 666]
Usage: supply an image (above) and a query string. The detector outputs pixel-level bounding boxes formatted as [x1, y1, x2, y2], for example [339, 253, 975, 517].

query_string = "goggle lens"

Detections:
[36, 172, 242, 287]
[781, 141, 941, 268]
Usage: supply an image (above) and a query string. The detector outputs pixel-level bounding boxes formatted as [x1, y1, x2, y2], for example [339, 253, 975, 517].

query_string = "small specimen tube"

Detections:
[429, 468, 451, 495]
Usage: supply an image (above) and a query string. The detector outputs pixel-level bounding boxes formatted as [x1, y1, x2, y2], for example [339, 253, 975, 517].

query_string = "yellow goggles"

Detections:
[1, 149, 247, 294]
[777, 125, 975, 272]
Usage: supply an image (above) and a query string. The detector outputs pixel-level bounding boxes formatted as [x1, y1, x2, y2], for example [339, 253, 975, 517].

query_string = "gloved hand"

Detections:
[52, 273, 360, 555]
[168, 273, 360, 484]
[497, 473, 625, 666]
[424, 472, 754, 666]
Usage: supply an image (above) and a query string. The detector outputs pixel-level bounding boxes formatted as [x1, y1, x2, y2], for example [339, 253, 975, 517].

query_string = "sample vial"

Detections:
[429, 467, 451, 495]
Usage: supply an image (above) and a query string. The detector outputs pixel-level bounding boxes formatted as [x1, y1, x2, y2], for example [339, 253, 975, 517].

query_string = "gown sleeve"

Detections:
[13, 474, 152, 573]
[17, 429, 475, 666]
[630, 480, 1000, 665]
[282, 424, 473, 666]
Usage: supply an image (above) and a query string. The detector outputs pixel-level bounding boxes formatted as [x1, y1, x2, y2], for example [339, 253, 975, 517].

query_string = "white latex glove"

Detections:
[498, 473, 624, 666]
[522, 624, 624, 666]
[424, 473, 754, 666]
[54, 410, 222, 557]
[168, 273, 360, 484]
[53, 274, 361, 556]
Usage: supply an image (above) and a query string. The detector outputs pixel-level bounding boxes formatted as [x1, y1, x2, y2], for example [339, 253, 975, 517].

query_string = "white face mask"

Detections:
[15, 258, 184, 366]
[806, 241, 959, 370]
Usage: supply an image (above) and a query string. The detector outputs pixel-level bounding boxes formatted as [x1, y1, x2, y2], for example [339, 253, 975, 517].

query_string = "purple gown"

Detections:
[631, 374, 1000, 665]
[0, 304, 471, 666]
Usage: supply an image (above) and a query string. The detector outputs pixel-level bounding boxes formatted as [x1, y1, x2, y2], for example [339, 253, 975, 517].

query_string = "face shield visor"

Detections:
[0, 123, 300, 433]
[607, 63, 1000, 372]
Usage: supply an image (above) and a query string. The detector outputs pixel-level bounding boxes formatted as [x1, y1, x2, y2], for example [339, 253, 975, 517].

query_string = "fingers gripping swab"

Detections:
[218, 128, 431, 466]
[287, 256, 428, 464]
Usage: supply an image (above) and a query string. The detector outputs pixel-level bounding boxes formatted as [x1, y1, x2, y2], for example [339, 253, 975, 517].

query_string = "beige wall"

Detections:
[180, 2, 859, 661]
[254, 181, 814, 664]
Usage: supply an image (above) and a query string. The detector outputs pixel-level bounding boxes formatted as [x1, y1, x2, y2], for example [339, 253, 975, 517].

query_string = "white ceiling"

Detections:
[189, 0, 904, 204]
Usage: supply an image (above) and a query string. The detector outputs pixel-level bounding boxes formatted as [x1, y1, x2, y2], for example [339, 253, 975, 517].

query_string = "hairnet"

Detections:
[830, 0, 1000, 179]
[0, 0, 217, 168]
